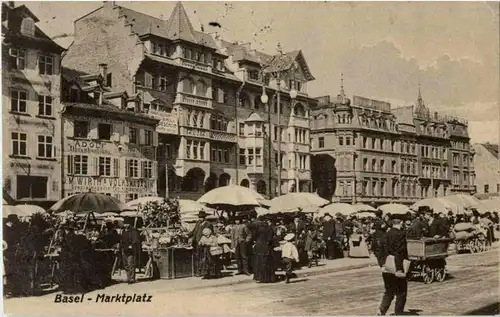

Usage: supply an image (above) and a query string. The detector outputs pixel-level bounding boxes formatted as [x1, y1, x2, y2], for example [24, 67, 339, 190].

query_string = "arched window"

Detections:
[182, 78, 195, 94]
[196, 80, 207, 97]
[294, 103, 306, 117]
[192, 111, 198, 127]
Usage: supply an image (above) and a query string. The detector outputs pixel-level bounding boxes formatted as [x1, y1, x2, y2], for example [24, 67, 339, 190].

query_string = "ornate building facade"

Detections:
[61, 2, 316, 201]
[311, 82, 475, 205]
[2, 2, 65, 204]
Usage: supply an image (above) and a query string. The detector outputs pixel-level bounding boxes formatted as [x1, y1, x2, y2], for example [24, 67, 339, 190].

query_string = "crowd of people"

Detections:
[3, 204, 498, 299]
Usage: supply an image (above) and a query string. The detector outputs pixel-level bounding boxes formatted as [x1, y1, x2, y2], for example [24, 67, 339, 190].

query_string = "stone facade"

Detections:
[2, 3, 65, 203]
[473, 143, 500, 194]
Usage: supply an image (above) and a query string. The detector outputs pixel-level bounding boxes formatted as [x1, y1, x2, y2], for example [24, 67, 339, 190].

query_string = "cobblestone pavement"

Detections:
[4, 247, 498, 316]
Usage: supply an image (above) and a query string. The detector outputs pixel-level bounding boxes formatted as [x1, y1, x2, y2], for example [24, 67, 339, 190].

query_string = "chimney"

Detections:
[99, 63, 108, 86]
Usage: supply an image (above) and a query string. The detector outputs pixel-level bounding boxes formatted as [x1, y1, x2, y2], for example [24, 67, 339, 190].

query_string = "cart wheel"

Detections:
[434, 267, 446, 282]
[422, 265, 435, 284]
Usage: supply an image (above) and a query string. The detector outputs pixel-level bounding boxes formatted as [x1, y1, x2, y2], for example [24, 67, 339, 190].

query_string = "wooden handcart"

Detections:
[407, 238, 453, 284]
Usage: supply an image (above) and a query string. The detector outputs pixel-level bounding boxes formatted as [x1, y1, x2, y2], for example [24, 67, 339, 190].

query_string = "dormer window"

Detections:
[21, 17, 35, 37]
[248, 70, 259, 81]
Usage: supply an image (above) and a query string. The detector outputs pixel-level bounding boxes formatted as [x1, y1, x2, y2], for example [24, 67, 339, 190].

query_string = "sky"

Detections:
[22, 1, 500, 144]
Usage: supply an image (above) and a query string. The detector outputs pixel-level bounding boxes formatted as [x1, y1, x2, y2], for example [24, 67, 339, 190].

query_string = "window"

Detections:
[248, 70, 259, 81]
[256, 148, 262, 166]
[239, 149, 246, 165]
[11, 132, 27, 156]
[38, 95, 52, 116]
[199, 142, 205, 160]
[37, 135, 53, 158]
[363, 137, 367, 148]
[363, 158, 368, 171]
[380, 160, 385, 172]
[239, 123, 245, 136]
[11, 90, 27, 113]
[372, 159, 377, 171]
[193, 142, 199, 159]
[371, 138, 376, 149]
[318, 137, 325, 148]
[127, 159, 139, 178]
[17, 176, 47, 199]
[129, 127, 137, 144]
[144, 130, 153, 145]
[74, 155, 89, 175]
[74, 121, 89, 138]
[98, 157, 112, 176]
[10, 48, 26, 70]
[98, 123, 112, 140]
[247, 149, 254, 165]
[142, 161, 153, 179]
[38, 55, 54, 75]
[158, 76, 167, 91]
[338, 136, 344, 146]
[497, 184, 500, 193]
[21, 17, 35, 36]
[346, 137, 350, 146]
[94, 91, 102, 104]
[126, 193, 139, 203]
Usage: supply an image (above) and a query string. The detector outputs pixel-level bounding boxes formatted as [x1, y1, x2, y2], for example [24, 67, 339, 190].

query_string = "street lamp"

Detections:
[289, 89, 299, 192]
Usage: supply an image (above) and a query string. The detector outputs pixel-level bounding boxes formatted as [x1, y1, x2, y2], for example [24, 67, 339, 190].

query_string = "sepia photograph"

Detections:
[1, 0, 499, 315]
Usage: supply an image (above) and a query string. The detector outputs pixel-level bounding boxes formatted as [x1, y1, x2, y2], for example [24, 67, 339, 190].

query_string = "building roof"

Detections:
[117, 2, 217, 50]
[245, 112, 265, 123]
[481, 143, 499, 158]
[61, 67, 104, 90]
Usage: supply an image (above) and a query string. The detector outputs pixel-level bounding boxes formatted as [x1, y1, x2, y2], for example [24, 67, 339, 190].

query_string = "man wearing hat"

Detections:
[281, 233, 299, 284]
[120, 221, 141, 284]
[322, 213, 336, 260]
[189, 211, 214, 276]
[407, 207, 429, 239]
[234, 214, 252, 275]
[377, 218, 408, 316]
[424, 208, 448, 238]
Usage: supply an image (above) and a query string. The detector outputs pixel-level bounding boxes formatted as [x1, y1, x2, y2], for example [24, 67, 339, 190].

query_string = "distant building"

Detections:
[61, 2, 317, 201]
[473, 143, 500, 195]
[2, 2, 65, 203]
[60, 65, 159, 201]
[311, 83, 475, 205]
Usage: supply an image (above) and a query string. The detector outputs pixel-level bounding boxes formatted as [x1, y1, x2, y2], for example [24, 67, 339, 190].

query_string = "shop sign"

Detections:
[149, 110, 178, 135]
[68, 140, 110, 155]
[10, 162, 30, 169]
[63, 176, 156, 193]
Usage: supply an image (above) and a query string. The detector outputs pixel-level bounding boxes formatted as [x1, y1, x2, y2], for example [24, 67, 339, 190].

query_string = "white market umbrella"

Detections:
[352, 203, 376, 212]
[2, 205, 29, 218]
[472, 197, 500, 214]
[16, 204, 46, 216]
[379, 203, 410, 216]
[268, 193, 329, 214]
[356, 211, 376, 219]
[411, 197, 460, 215]
[125, 197, 165, 209]
[178, 199, 214, 214]
[319, 203, 357, 217]
[198, 185, 264, 208]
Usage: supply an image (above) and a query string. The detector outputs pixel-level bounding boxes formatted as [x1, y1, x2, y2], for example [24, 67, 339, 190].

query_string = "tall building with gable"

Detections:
[62, 1, 317, 201]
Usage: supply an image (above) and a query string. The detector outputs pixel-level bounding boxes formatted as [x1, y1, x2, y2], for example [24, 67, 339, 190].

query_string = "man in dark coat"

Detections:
[189, 211, 214, 276]
[235, 215, 253, 275]
[424, 209, 448, 238]
[120, 222, 141, 284]
[322, 213, 336, 260]
[288, 214, 307, 265]
[407, 207, 429, 239]
[334, 213, 346, 258]
[377, 219, 408, 316]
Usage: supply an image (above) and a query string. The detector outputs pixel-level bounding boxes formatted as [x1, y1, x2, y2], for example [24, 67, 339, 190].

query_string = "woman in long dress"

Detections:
[198, 228, 222, 279]
[253, 216, 276, 283]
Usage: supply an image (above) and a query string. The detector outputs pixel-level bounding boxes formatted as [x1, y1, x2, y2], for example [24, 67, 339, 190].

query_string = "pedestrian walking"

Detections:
[120, 221, 141, 284]
[322, 213, 336, 260]
[235, 215, 252, 275]
[281, 233, 299, 284]
[253, 216, 276, 283]
[377, 219, 409, 316]
[189, 211, 214, 277]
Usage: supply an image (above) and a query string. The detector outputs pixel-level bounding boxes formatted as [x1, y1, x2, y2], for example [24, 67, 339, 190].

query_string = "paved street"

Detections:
[4, 247, 498, 316]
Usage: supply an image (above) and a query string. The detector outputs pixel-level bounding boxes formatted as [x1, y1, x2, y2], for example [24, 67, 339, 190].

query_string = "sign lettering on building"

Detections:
[67, 140, 154, 160]
[149, 110, 179, 135]
[63, 176, 156, 193]
[69, 140, 109, 155]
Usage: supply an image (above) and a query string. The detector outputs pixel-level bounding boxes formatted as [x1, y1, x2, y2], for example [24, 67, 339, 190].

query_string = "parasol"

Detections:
[471, 197, 500, 214]
[378, 203, 410, 215]
[411, 197, 460, 215]
[319, 203, 357, 217]
[356, 211, 375, 219]
[352, 203, 377, 212]
[16, 204, 46, 216]
[125, 196, 165, 210]
[197, 185, 264, 208]
[2, 205, 30, 218]
[178, 199, 214, 214]
[49, 192, 126, 214]
[268, 193, 329, 214]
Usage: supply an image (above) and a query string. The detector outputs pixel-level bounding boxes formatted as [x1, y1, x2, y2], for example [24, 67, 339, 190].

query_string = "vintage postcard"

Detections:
[2, 1, 499, 316]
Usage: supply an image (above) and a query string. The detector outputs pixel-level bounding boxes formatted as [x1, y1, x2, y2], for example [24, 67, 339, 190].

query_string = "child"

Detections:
[281, 233, 299, 284]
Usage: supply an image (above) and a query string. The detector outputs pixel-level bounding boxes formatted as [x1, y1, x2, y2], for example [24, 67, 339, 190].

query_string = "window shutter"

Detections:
[125, 159, 130, 178]
[92, 157, 99, 176]
[141, 161, 145, 178]
[152, 162, 157, 179]
[139, 129, 146, 145]
[67, 155, 74, 175]
[113, 158, 120, 177]
[122, 126, 130, 144]
[152, 131, 158, 147]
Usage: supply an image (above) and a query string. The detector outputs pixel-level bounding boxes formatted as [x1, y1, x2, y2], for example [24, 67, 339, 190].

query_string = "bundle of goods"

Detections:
[454, 222, 475, 240]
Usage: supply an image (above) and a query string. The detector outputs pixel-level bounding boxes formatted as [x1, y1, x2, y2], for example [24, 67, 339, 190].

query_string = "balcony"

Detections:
[176, 57, 211, 72]
[246, 165, 264, 175]
[289, 116, 310, 129]
[210, 130, 237, 143]
[179, 126, 210, 139]
[175, 93, 212, 109]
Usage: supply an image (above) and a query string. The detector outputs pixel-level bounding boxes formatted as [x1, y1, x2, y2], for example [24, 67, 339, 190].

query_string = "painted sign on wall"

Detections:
[63, 176, 156, 193]
[149, 110, 178, 135]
